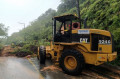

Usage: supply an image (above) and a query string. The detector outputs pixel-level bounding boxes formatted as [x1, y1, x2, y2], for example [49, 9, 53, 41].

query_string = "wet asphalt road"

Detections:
[0, 57, 42, 79]
[0, 57, 90, 79]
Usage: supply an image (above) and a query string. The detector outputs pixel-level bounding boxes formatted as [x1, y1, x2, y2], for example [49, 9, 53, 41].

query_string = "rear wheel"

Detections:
[59, 49, 84, 75]
[39, 46, 46, 64]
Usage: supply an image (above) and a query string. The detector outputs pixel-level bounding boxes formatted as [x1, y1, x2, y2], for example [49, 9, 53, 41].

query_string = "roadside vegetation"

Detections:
[0, 23, 8, 52]
[0, 0, 120, 65]
[10, 43, 38, 57]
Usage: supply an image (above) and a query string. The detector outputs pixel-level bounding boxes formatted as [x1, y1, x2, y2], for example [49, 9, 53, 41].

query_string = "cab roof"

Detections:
[53, 14, 79, 22]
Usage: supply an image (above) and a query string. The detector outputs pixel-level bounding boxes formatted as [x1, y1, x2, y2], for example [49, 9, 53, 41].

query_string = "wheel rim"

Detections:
[64, 56, 77, 70]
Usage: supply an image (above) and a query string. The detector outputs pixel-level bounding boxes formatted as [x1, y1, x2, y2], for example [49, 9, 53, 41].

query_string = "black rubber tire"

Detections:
[59, 49, 85, 75]
[39, 46, 46, 64]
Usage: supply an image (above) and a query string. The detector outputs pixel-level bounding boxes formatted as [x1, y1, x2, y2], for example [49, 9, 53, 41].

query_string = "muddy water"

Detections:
[0, 57, 92, 79]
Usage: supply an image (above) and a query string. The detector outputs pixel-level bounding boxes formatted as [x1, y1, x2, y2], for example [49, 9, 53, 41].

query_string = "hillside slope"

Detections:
[7, 0, 120, 52]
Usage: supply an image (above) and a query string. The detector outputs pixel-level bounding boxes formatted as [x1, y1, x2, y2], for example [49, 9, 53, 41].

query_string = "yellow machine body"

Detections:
[45, 29, 117, 66]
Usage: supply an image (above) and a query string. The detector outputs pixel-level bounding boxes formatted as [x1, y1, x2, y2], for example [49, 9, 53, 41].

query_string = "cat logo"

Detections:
[80, 38, 88, 43]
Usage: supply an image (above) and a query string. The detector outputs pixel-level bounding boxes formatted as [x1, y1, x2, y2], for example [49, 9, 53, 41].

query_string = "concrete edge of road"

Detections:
[27, 58, 44, 79]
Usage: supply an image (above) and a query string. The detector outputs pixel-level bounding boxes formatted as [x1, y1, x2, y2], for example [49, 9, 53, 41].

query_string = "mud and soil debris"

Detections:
[40, 65, 62, 72]
[0, 45, 37, 57]
[0, 45, 15, 56]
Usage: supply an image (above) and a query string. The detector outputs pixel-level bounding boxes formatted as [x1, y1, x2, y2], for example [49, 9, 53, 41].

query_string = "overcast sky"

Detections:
[0, 0, 61, 36]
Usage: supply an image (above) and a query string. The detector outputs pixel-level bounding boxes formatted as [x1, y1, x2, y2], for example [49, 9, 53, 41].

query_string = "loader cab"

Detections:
[52, 14, 115, 53]
[53, 14, 80, 43]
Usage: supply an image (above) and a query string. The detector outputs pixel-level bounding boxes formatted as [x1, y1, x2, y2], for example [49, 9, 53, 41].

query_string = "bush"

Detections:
[12, 44, 38, 57]
[22, 44, 38, 54]
[108, 54, 120, 66]
[113, 28, 120, 53]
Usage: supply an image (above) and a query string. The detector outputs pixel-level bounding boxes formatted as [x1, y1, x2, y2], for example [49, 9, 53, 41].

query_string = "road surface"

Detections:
[0, 57, 42, 79]
[0, 57, 88, 79]
[0, 57, 120, 79]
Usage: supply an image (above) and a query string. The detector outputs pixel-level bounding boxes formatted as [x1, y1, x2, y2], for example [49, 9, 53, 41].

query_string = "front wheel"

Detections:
[59, 49, 84, 75]
[39, 46, 46, 64]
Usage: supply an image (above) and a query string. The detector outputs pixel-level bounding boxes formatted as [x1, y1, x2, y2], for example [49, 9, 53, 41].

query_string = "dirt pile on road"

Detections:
[0, 45, 37, 57]
[0, 46, 15, 56]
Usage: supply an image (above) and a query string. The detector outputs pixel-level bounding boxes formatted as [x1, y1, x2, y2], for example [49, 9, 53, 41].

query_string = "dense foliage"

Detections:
[6, 0, 120, 55]
[0, 23, 8, 51]
[0, 23, 8, 36]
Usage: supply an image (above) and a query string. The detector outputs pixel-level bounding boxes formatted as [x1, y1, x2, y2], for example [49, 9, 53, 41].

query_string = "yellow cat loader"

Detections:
[37, 14, 117, 75]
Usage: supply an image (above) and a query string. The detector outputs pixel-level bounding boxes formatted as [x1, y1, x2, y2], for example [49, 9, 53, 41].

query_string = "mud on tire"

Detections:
[59, 49, 85, 75]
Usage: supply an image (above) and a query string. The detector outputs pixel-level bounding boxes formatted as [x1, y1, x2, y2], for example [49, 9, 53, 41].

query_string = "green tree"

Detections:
[0, 23, 8, 36]
[6, 0, 120, 54]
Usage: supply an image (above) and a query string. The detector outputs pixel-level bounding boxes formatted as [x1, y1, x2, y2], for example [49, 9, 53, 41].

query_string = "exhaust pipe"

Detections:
[76, 0, 88, 28]
[84, 18, 88, 28]
[76, 0, 81, 27]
